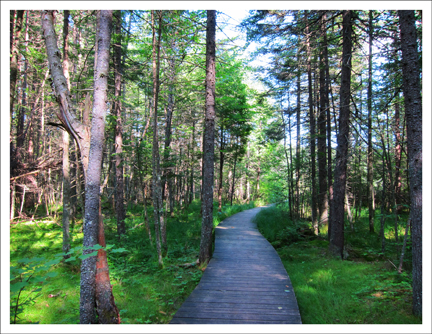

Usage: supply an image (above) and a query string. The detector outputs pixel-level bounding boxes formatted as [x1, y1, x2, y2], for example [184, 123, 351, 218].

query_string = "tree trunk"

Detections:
[162, 42, 176, 216]
[367, 10, 375, 234]
[151, 10, 165, 265]
[318, 11, 329, 230]
[113, 10, 126, 236]
[230, 150, 238, 206]
[296, 68, 301, 218]
[218, 126, 225, 212]
[16, 11, 29, 153]
[10, 10, 24, 120]
[41, 10, 90, 178]
[62, 10, 71, 259]
[329, 10, 353, 258]
[306, 14, 317, 233]
[199, 10, 216, 265]
[398, 10, 422, 317]
[87, 11, 119, 324]
[394, 97, 403, 214]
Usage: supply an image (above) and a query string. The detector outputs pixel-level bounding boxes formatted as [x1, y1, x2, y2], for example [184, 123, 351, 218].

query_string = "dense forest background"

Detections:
[3, 3, 430, 330]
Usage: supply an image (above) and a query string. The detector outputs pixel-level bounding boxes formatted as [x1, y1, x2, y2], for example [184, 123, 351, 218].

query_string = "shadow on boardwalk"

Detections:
[170, 205, 302, 324]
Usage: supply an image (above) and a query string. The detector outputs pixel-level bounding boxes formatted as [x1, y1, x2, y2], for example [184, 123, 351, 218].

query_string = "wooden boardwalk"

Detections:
[170, 206, 302, 324]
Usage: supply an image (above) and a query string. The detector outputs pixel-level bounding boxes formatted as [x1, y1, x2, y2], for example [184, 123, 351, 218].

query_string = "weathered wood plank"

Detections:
[170, 206, 301, 324]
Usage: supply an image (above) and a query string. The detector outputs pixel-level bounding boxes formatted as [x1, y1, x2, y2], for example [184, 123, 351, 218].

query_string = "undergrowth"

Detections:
[9, 200, 257, 324]
[254, 203, 421, 324]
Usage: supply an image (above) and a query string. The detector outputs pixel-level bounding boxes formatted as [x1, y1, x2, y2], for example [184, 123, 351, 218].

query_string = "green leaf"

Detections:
[46, 272, 58, 278]
[11, 281, 29, 292]
[64, 256, 77, 262]
[79, 251, 98, 260]
[111, 248, 128, 253]
[16, 257, 31, 264]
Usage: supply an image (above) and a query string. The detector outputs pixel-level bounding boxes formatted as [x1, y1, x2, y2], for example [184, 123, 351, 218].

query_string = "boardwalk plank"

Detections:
[170, 206, 301, 324]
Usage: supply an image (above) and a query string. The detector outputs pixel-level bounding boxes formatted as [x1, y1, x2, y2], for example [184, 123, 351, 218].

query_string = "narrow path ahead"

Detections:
[170, 205, 302, 324]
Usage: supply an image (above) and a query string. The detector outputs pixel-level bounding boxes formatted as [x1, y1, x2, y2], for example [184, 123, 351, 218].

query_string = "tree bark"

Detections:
[62, 10, 71, 259]
[218, 126, 225, 212]
[199, 10, 216, 265]
[41, 10, 90, 177]
[151, 10, 165, 265]
[398, 10, 422, 317]
[296, 67, 301, 218]
[318, 11, 329, 230]
[306, 13, 317, 233]
[367, 10, 375, 234]
[329, 10, 353, 258]
[162, 41, 176, 216]
[113, 11, 126, 236]
[10, 10, 24, 120]
[89, 10, 119, 324]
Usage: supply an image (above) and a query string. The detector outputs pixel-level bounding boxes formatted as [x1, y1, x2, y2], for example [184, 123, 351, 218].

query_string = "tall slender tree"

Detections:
[367, 10, 375, 233]
[199, 10, 216, 265]
[398, 9, 422, 318]
[151, 10, 165, 265]
[61, 10, 72, 259]
[113, 10, 126, 236]
[318, 10, 329, 230]
[329, 10, 353, 258]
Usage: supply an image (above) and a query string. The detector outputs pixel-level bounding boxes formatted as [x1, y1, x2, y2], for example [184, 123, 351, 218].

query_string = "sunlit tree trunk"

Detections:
[199, 10, 216, 265]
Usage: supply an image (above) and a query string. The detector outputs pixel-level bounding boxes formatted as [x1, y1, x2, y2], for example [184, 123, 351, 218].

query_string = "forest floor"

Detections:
[9, 200, 258, 324]
[255, 204, 422, 324]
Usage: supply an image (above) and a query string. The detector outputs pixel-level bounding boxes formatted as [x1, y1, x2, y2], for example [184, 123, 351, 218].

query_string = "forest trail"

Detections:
[170, 205, 302, 324]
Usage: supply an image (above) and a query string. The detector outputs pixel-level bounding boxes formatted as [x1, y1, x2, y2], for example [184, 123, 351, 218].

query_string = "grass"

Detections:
[9, 199, 257, 324]
[254, 204, 422, 324]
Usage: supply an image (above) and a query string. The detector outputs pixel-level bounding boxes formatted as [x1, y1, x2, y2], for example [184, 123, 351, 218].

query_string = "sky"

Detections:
[1, 2, 431, 334]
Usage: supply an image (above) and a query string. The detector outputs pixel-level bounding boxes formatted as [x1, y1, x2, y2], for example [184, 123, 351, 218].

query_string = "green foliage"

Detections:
[9, 200, 256, 324]
[255, 204, 313, 247]
[10, 255, 62, 324]
[255, 205, 420, 324]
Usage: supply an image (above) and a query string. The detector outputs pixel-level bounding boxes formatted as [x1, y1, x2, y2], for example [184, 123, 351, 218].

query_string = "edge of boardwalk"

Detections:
[170, 205, 302, 324]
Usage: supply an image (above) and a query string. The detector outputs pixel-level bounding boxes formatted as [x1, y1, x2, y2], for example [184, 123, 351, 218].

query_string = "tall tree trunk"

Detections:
[367, 10, 375, 233]
[189, 120, 196, 204]
[230, 150, 238, 206]
[151, 10, 165, 265]
[42, 9, 117, 324]
[288, 107, 295, 220]
[296, 67, 301, 218]
[62, 10, 71, 259]
[41, 10, 90, 178]
[88, 10, 119, 324]
[318, 11, 329, 230]
[10, 10, 24, 120]
[394, 97, 403, 214]
[199, 10, 216, 265]
[398, 10, 422, 317]
[306, 14, 317, 233]
[162, 43, 176, 216]
[113, 10, 126, 236]
[218, 126, 225, 212]
[329, 10, 353, 259]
